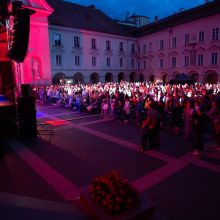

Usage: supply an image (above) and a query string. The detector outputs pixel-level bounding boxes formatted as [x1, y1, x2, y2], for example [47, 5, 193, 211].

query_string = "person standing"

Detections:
[184, 100, 194, 140]
[123, 96, 130, 122]
[192, 106, 207, 155]
[207, 100, 219, 147]
[171, 101, 183, 135]
[140, 99, 148, 151]
[141, 100, 159, 151]
[213, 112, 220, 150]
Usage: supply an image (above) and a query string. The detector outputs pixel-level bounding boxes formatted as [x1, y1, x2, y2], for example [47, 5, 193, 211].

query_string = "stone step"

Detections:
[0, 192, 90, 220]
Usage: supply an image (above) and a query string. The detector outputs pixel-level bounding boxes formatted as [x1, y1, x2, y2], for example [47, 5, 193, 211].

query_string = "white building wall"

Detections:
[138, 13, 220, 83]
[49, 26, 137, 83]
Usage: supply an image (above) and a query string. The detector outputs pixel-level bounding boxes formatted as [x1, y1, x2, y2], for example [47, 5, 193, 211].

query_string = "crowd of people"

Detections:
[32, 81, 220, 154]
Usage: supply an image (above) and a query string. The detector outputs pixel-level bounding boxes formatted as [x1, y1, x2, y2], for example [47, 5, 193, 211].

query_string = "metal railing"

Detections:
[37, 120, 54, 143]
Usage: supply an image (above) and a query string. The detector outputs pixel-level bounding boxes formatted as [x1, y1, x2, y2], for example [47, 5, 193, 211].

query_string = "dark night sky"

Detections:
[65, 0, 208, 21]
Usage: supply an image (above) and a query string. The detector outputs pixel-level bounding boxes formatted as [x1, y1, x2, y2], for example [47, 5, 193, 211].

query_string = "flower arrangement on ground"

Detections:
[89, 170, 140, 214]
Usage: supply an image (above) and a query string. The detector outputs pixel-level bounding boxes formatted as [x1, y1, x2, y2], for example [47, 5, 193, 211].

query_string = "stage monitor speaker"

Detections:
[17, 96, 37, 137]
[21, 84, 31, 97]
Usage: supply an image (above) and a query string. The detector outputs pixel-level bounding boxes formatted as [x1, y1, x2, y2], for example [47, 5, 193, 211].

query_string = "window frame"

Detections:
[211, 52, 218, 65]
[54, 34, 61, 46]
[74, 36, 80, 48]
[91, 38, 97, 49]
[55, 54, 62, 66]
[212, 27, 219, 41]
[172, 57, 176, 67]
[198, 31, 204, 43]
[74, 55, 80, 66]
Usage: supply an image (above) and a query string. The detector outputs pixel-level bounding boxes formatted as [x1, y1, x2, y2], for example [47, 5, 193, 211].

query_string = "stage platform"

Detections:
[0, 95, 13, 107]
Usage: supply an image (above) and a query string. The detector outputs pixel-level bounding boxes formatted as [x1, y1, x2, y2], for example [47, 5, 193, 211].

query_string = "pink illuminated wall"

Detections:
[0, 31, 8, 61]
[18, 0, 53, 85]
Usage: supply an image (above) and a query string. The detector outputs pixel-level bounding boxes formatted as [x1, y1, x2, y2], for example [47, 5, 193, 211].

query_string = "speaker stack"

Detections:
[17, 84, 37, 137]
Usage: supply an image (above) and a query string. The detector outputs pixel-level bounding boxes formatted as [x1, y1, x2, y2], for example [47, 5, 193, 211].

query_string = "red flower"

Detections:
[89, 170, 140, 214]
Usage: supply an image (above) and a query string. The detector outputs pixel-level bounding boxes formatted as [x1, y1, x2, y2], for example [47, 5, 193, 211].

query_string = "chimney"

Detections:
[154, 16, 158, 23]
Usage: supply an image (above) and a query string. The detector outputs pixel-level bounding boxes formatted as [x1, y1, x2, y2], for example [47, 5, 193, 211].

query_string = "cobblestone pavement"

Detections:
[0, 102, 220, 219]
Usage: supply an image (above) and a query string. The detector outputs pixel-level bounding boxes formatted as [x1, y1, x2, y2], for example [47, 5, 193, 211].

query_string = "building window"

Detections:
[184, 56, 190, 67]
[198, 54, 204, 66]
[54, 34, 61, 46]
[211, 52, 218, 65]
[106, 40, 111, 50]
[185, 34, 189, 46]
[159, 58, 164, 68]
[190, 49, 196, 66]
[144, 60, 146, 69]
[149, 42, 152, 52]
[119, 42, 123, 51]
[91, 38, 96, 49]
[74, 36, 80, 48]
[143, 44, 146, 54]
[138, 61, 140, 70]
[172, 57, 176, 67]
[131, 58, 135, 68]
[160, 40, 164, 50]
[107, 57, 111, 67]
[120, 58, 123, 67]
[212, 28, 219, 41]
[131, 43, 135, 53]
[75, 55, 80, 66]
[199, 31, 204, 43]
[172, 37, 176, 48]
[92, 56, 96, 66]
[55, 54, 62, 65]
[138, 45, 140, 54]
[149, 59, 152, 69]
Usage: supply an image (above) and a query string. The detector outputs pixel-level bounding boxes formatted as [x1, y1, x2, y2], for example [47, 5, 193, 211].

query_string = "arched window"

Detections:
[118, 72, 125, 82]
[130, 72, 136, 82]
[140, 74, 144, 82]
[105, 72, 113, 82]
[190, 73, 198, 82]
[162, 74, 168, 84]
[73, 73, 84, 84]
[205, 71, 218, 84]
[150, 75, 155, 83]
[53, 72, 65, 84]
[90, 73, 99, 84]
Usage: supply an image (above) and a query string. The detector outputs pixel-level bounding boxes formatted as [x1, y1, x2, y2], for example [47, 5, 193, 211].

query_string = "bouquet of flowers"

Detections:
[89, 170, 140, 214]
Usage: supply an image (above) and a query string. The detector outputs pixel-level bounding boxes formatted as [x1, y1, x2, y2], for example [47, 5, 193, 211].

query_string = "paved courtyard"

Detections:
[0, 102, 220, 219]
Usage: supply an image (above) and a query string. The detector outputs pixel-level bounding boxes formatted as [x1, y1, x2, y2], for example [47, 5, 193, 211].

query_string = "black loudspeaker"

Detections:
[17, 96, 37, 137]
[0, 0, 8, 24]
[21, 84, 31, 97]
[8, 2, 34, 63]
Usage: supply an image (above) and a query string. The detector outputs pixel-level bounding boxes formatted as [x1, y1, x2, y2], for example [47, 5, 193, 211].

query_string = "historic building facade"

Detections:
[47, 0, 220, 84]
[49, 26, 138, 84]
[137, 3, 220, 84]
[1, 0, 220, 85]
[47, 0, 139, 84]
